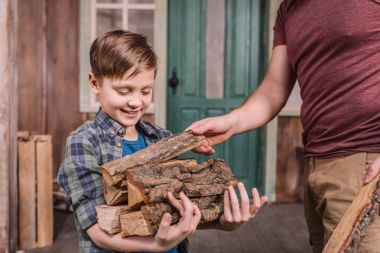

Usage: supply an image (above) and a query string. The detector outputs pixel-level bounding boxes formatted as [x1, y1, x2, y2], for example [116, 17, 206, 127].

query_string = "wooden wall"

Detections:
[1, 1, 18, 251]
[276, 116, 304, 202]
[18, 0, 83, 176]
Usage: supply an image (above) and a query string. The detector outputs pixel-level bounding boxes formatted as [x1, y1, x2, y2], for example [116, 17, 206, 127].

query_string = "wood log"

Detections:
[323, 174, 380, 253]
[120, 196, 223, 237]
[127, 158, 237, 208]
[96, 205, 134, 234]
[101, 131, 206, 186]
[102, 175, 128, 206]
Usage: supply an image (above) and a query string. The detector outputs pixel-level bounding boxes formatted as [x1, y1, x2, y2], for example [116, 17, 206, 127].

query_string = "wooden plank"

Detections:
[0, 0, 18, 252]
[17, 0, 46, 134]
[17, 139, 37, 250]
[276, 117, 304, 202]
[46, 0, 82, 175]
[323, 174, 380, 253]
[35, 135, 54, 247]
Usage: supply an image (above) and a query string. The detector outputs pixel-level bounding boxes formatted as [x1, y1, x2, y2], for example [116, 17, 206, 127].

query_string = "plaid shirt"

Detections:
[58, 109, 187, 253]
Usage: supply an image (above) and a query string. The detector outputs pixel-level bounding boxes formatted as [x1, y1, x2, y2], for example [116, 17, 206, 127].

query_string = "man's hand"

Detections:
[364, 155, 380, 184]
[219, 182, 268, 231]
[186, 113, 238, 155]
[154, 192, 201, 251]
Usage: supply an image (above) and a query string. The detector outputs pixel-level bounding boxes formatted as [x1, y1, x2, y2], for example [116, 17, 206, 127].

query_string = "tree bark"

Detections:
[101, 131, 206, 186]
[127, 158, 237, 208]
[323, 174, 380, 253]
[120, 196, 223, 237]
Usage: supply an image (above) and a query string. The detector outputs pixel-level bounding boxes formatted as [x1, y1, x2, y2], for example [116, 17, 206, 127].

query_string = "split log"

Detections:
[120, 196, 223, 237]
[102, 175, 128, 206]
[323, 174, 380, 253]
[101, 131, 206, 186]
[96, 205, 134, 234]
[127, 158, 237, 208]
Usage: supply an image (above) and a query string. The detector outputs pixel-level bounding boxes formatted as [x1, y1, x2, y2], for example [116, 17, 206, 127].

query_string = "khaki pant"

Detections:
[304, 153, 380, 253]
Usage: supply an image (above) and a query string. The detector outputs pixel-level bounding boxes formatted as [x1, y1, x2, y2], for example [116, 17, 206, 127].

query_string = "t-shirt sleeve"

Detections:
[273, 0, 288, 48]
[57, 134, 105, 231]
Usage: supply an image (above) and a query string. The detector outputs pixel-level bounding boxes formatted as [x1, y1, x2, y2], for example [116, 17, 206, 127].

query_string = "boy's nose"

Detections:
[127, 98, 142, 108]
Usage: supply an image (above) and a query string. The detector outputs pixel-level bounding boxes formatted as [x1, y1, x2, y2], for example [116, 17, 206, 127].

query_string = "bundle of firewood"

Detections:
[96, 131, 238, 237]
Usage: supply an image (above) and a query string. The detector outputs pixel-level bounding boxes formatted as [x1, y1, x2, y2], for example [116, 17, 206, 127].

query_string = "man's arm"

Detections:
[188, 45, 296, 154]
[231, 45, 296, 134]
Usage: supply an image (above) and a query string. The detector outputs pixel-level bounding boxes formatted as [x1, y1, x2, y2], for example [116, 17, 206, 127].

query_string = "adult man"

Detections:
[188, 1, 380, 252]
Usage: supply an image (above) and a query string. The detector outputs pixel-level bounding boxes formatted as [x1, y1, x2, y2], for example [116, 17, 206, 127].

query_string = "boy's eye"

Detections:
[117, 89, 129, 95]
[142, 89, 152, 95]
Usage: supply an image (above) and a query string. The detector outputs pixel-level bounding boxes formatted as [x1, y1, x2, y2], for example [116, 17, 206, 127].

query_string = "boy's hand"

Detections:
[154, 192, 201, 251]
[363, 154, 380, 184]
[219, 182, 267, 231]
[186, 113, 238, 155]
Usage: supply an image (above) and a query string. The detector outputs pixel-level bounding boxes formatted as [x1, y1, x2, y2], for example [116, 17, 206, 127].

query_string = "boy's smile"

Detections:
[89, 67, 155, 136]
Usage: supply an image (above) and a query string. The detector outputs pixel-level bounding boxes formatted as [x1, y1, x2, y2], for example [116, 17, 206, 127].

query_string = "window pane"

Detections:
[206, 0, 225, 98]
[97, 0, 122, 3]
[128, 0, 154, 4]
[128, 10, 154, 46]
[96, 9, 122, 37]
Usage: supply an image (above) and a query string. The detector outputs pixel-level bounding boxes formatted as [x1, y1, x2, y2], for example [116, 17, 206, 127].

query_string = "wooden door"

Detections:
[167, 0, 266, 193]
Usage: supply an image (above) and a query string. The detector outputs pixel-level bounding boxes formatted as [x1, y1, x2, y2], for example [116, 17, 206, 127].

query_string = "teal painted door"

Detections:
[167, 0, 266, 193]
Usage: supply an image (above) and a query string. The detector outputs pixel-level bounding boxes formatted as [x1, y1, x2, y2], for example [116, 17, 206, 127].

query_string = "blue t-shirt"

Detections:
[122, 132, 179, 253]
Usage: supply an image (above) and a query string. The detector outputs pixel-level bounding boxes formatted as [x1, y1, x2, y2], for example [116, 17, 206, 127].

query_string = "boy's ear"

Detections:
[89, 72, 101, 95]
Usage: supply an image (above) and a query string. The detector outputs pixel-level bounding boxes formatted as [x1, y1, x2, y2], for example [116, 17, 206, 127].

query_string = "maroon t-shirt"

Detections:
[274, 0, 380, 157]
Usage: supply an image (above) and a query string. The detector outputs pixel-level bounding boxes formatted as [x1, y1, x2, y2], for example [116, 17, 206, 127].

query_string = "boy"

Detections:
[58, 30, 266, 253]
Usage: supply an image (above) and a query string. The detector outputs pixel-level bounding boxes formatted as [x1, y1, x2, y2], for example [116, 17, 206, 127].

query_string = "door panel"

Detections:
[168, 0, 265, 193]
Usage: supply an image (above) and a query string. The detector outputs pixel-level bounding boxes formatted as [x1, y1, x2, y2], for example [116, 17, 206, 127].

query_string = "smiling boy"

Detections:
[58, 30, 266, 253]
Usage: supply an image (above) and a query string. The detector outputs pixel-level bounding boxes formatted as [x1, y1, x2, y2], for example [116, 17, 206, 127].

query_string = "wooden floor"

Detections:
[25, 203, 312, 253]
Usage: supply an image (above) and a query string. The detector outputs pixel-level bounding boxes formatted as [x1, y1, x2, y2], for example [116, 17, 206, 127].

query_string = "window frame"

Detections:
[79, 0, 168, 127]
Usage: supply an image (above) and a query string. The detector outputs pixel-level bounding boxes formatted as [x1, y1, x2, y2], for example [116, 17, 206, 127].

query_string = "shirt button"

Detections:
[117, 142, 122, 148]
[118, 129, 123, 134]
[110, 130, 115, 135]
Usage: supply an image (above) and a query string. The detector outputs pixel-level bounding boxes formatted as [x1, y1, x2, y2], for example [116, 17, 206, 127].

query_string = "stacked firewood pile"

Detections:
[96, 131, 238, 237]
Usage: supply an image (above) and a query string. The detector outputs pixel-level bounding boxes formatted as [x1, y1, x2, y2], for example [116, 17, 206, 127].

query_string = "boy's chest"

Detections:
[96, 133, 154, 164]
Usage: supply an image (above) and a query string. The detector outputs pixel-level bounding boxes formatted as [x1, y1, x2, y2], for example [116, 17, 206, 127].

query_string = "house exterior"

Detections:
[0, 0, 303, 251]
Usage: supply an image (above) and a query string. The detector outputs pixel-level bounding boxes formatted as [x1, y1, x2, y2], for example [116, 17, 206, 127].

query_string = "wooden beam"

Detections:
[323, 174, 380, 253]
[0, 0, 18, 252]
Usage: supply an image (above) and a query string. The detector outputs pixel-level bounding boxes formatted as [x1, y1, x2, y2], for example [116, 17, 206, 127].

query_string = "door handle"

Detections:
[169, 68, 179, 95]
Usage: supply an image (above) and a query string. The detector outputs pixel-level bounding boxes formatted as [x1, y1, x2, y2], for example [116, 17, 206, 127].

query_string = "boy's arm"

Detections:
[58, 134, 105, 231]
[87, 192, 201, 252]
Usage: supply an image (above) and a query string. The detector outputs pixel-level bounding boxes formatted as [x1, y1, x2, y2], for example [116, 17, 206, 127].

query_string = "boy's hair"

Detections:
[90, 29, 157, 80]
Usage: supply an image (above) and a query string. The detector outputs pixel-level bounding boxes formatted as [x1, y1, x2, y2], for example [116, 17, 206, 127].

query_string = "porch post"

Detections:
[0, 0, 18, 252]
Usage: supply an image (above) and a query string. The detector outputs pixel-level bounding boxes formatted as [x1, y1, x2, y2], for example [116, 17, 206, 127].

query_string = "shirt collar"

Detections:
[95, 108, 158, 138]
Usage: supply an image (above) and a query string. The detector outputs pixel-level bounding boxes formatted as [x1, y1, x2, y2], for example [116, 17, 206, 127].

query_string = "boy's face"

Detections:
[89, 68, 154, 129]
